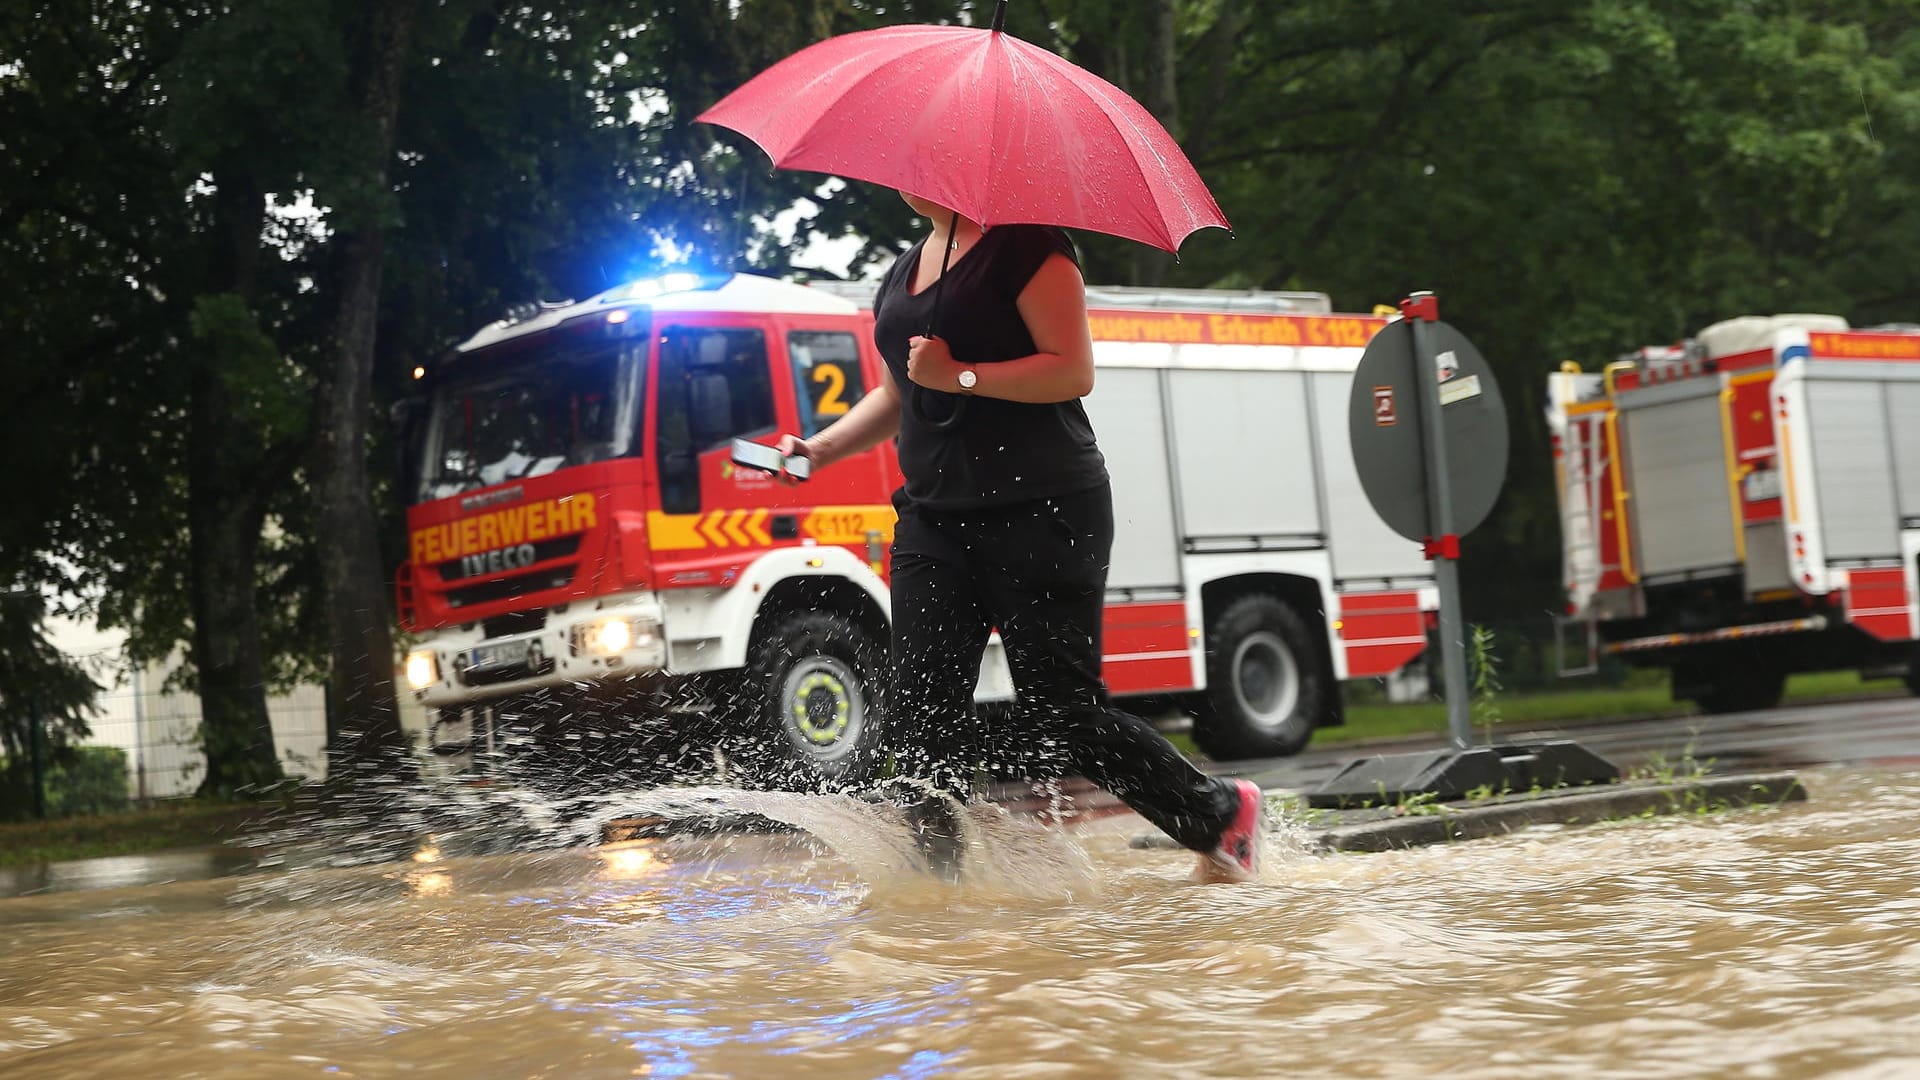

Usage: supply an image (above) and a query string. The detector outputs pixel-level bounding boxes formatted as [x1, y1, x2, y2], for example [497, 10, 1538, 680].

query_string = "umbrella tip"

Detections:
[991, 0, 1008, 33]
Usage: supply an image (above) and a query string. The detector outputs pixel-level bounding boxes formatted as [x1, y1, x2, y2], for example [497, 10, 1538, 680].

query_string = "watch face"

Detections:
[958, 369, 977, 389]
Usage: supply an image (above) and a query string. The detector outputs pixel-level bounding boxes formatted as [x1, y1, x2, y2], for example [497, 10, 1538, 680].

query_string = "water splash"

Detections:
[230, 766, 1107, 911]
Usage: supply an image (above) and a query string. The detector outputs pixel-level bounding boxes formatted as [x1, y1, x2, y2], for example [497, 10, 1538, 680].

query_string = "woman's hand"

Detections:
[907, 335, 967, 391]
[772, 433, 816, 485]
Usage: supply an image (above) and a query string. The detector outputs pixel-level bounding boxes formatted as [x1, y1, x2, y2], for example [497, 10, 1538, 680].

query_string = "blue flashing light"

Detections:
[603, 271, 725, 304]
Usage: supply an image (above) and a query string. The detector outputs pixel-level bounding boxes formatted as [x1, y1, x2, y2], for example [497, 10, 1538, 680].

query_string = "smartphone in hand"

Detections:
[731, 438, 811, 481]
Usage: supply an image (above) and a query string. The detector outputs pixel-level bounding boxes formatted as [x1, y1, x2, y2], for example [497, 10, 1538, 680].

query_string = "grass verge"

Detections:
[1320, 669, 1902, 747]
[0, 799, 276, 867]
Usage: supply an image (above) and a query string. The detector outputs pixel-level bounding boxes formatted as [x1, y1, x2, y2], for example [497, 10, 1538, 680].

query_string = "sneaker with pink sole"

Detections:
[1195, 779, 1265, 883]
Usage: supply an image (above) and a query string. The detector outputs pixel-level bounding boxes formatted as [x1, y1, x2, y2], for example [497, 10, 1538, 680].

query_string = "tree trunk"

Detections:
[192, 170, 282, 796]
[1130, 0, 1181, 287]
[189, 457, 281, 792]
[317, 0, 415, 772]
[1184, 0, 1246, 164]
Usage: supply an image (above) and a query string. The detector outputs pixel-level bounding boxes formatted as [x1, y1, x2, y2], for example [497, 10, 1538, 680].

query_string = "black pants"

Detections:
[887, 482, 1237, 852]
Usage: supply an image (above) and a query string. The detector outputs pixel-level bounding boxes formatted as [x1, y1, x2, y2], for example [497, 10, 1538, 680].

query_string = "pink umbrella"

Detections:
[699, 2, 1228, 426]
[696, 3, 1229, 254]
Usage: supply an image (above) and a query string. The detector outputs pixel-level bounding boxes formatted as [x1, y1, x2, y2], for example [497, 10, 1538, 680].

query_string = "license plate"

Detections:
[468, 638, 532, 669]
[1743, 468, 1783, 503]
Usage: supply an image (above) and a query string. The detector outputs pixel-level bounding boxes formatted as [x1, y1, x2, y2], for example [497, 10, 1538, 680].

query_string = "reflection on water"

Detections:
[4, 767, 1920, 1078]
[0, 847, 260, 898]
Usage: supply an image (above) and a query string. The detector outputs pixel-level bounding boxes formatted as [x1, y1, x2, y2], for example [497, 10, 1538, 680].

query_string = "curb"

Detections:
[1130, 771, 1808, 854]
[1312, 771, 1807, 852]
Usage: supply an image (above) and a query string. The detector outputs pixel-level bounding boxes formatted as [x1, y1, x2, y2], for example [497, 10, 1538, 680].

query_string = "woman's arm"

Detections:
[775, 374, 903, 469]
[905, 252, 1096, 403]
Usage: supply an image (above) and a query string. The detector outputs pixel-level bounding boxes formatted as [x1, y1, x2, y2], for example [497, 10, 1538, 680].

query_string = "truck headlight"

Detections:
[573, 615, 659, 657]
[405, 650, 439, 690]
[592, 617, 633, 654]
[581, 617, 634, 656]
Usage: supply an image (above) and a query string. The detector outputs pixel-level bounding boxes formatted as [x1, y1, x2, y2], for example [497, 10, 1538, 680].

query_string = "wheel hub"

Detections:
[782, 657, 863, 755]
[1233, 631, 1300, 732]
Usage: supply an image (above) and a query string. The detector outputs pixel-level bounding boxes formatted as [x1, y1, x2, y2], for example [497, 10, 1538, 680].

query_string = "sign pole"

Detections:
[1402, 292, 1474, 751]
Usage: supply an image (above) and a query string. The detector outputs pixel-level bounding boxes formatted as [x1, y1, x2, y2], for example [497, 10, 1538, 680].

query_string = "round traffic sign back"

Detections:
[1348, 319, 1509, 543]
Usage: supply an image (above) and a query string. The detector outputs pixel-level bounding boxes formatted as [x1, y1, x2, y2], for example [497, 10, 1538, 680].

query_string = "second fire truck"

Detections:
[1549, 314, 1920, 710]
[396, 272, 1438, 779]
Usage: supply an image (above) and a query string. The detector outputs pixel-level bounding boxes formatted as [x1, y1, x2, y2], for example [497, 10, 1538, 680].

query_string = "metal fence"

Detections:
[83, 667, 330, 800]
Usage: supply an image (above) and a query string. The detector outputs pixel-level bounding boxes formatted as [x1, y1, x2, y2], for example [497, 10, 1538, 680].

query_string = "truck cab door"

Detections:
[655, 324, 777, 516]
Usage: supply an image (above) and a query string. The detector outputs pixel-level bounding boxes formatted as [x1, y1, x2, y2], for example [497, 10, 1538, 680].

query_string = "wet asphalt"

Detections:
[5, 692, 1914, 899]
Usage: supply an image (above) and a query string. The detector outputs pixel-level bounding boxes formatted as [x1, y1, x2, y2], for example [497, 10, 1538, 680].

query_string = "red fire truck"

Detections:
[396, 271, 1438, 779]
[1548, 314, 1920, 710]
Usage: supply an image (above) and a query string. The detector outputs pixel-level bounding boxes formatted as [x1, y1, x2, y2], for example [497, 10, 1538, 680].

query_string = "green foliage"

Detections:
[1629, 739, 1715, 786]
[0, 746, 129, 822]
[0, 593, 100, 764]
[1467, 624, 1504, 741]
[189, 294, 311, 452]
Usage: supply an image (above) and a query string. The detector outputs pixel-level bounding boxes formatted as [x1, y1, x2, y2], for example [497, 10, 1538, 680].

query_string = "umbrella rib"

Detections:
[1032, 48, 1218, 251]
[781, 46, 950, 165]
[1074, 76, 1186, 251]
[735, 27, 967, 171]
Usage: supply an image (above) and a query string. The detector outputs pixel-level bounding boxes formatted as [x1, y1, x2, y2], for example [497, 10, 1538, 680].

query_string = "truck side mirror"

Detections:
[389, 396, 426, 427]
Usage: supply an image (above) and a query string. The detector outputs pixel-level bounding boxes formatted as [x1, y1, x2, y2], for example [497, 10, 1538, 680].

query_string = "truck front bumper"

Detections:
[403, 595, 670, 711]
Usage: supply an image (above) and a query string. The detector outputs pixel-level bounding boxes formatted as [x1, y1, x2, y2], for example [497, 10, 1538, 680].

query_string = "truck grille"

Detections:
[436, 536, 583, 581]
[483, 610, 548, 638]
[447, 568, 577, 609]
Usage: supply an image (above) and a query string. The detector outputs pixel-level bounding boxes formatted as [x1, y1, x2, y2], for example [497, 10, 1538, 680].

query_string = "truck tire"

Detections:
[744, 611, 886, 786]
[1191, 593, 1329, 760]
[1686, 664, 1786, 715]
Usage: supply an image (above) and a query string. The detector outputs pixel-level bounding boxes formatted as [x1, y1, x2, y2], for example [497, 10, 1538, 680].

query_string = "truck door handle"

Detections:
[771, 515, 799, 540]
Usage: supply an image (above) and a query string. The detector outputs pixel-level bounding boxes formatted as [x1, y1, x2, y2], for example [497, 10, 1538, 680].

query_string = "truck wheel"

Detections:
[1689, 665, 1786, 715]
[1191, 593, 1329, 760]
[745, 611, 886, 786]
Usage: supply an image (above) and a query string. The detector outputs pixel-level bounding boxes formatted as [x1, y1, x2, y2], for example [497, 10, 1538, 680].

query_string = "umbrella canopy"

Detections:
[696, 9, 1229, 254]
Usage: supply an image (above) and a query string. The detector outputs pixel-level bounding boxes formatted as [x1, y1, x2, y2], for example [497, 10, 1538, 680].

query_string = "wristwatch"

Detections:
[957, 366, 978, 394]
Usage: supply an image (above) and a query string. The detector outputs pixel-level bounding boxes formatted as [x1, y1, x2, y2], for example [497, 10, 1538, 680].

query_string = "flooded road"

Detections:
[5, 767, 1920, 1078]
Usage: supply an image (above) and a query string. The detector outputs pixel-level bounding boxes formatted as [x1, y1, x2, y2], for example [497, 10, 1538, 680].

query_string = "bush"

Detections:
[0, 746, 131, 821]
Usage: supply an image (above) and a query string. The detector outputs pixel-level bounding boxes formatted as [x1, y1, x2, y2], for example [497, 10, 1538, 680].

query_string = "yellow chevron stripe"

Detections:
[647, 512, 706, 550]
[649, 504, 899, 552]
[744, 508, 771, 545]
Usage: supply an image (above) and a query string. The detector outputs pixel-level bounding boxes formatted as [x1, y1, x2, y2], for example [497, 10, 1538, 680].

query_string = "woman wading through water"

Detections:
[776, 193, 1265, 883]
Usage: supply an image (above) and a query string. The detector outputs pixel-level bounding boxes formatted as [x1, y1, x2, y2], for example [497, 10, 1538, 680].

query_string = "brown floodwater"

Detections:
[4, 766, 1920, 1079]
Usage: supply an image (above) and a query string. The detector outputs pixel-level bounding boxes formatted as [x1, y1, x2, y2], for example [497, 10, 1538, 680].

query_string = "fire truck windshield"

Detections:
[418, 337, 644, 502]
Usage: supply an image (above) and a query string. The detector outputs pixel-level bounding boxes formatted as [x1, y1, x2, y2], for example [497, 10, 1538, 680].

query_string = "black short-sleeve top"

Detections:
[871, 223, 1109, 509]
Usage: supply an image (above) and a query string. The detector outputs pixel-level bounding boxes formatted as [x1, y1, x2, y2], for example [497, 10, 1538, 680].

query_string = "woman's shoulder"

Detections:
[983, 225, 1078, 300]
[989, 223, 1078, 263]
